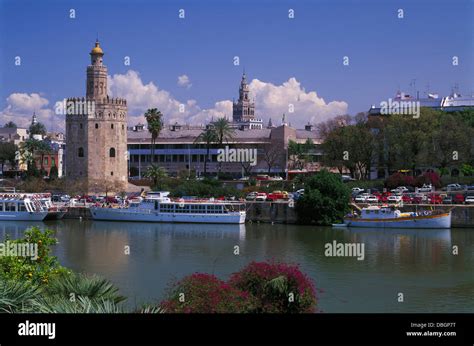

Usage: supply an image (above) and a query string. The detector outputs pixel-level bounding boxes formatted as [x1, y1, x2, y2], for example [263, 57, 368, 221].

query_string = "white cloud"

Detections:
[248, 78, 348, 128]
[1, 71, 348, 132]
[177, 74, 192, 89]
[108, 70, 348, 128]
[0, 93, 57, 129]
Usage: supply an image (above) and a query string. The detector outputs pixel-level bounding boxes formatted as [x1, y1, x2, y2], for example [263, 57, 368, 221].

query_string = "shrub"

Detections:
[160, 273, 255, 313]
[385, 173, 415, 189]
[414, 172, 441, 188]
[0, 227, 70, 284]
[229, 261, 317, 313]
[295, 170, 350, 225]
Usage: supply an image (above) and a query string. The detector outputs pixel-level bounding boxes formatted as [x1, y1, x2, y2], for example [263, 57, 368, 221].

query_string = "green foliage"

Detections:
[144, 108, 164, 160]
[49, 164, 58, 179]
[460, 164, 474, 177]
[30, 296, 126, 313]
[295, 170, 350, 225]
[0, 142, 18, 171]
[0, 227, 70, 284]
[0, 280, 39, 313]
[29, 122, 47, 137]
[144, 164, 168, 189]
[194, 127, 218, 175]
[321, 124, 374, 179]
[169, 178, 241, 198]
[3, 121, 17, 129]
[43, 272, 126, 304]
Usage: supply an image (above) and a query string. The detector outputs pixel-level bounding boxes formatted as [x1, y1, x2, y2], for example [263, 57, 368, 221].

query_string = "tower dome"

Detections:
[90, 40, 104, 56]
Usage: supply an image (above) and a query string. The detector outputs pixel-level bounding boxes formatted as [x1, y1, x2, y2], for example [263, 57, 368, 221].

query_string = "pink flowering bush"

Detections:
[229, 261, 317, 313]
[415, 172, 441, 188]
[159, 273, 255, 313]
[385, 173, 415, 188]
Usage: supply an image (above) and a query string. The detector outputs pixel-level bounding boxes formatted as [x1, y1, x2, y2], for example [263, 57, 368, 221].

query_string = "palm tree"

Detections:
[144, 108, 163, 163]
[212, 118, 234, 174]
[144, 164, 168, 188]
[213, 117, 234, 145]
[19, 139, 51, 176]
[194, 127, 217, 176]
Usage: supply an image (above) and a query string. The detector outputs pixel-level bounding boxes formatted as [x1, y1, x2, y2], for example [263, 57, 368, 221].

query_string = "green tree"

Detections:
[212, 118, 234, 175]
[144, 108, 164, 163]
[144, 164, 168, 189]
[0, 142, 18, 172]
[3, 121, 17, 129]
[49, 164, 58, 179]
[29, 122, 47, 137]
[295, 170, 350, 225]
[194, 127, 218, 175]
[20, 139, 51, 177]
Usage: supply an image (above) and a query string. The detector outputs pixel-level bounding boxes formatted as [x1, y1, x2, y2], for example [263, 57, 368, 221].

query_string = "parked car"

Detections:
[387, 195, 402, 203]
[355, 193, 370, 203]
[466, 185, 474, 191]
[428, 194, 443, 204]
[365, 195, 378, 203]
[246, 192, 258, 201]
[391, 186, 409, 193]
[402, 195, 413, 203]
[255, 193, 268, 201]
[465, 195, 474, 205]
[60, 194, 71, 202]
[446, 183, 463, 191]
[352, 187, 364, 194]
[442, 196, 453, 204]
[267, 191, 289, 201]
[418, 184, 433, 192]
[453, 194, 465, 204]
[270, 176, 283, 181]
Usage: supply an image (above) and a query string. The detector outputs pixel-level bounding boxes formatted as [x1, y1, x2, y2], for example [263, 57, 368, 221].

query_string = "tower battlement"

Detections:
[65, 40, 128, 192]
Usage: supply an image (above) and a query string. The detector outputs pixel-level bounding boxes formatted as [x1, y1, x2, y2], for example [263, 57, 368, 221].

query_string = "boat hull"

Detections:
[344, 212, 451, 229]
[0, 211, 48, 221]
[90, 208, 246, 224]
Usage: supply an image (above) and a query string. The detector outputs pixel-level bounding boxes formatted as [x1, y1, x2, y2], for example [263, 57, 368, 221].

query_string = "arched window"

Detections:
[109, 148, 116, 157]
[111, 124, 114, 129]
[79, 123, 83, 129]
[78, 147, 84, 157]
[95, 123, 99, 129]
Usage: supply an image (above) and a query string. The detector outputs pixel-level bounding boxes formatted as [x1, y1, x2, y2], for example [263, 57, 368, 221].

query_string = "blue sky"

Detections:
[0, 0, 472, 130]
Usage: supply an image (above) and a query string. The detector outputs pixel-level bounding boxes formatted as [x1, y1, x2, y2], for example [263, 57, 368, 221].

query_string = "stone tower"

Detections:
[232, 72, 256, 122]
[65, 40, 128, 192]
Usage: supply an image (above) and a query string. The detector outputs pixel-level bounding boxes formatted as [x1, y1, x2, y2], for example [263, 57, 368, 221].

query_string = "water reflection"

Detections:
[0, 220, 472, 312]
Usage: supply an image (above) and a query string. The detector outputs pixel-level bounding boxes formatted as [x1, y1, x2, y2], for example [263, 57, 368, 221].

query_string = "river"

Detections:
[1, 220, 473, 313]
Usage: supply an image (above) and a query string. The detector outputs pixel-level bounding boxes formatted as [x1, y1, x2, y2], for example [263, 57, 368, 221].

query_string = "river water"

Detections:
[1, 220, 473, 313]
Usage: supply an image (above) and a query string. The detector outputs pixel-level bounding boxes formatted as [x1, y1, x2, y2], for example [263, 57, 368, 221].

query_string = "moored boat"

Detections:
[0, 194, 49, 221]
[90, 191, 246, 224]
[344, 205, 451, 229]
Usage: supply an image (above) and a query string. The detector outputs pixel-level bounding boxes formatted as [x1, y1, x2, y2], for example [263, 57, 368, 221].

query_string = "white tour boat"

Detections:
[90, 191, 246, 224]
[0, 194, 49, 221]
[344, 205, 451, 229]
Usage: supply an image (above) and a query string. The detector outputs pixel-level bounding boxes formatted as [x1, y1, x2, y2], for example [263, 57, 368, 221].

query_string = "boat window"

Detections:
[365, 210, 370, 214]
[374, 210, 379, 214]
[0, 203, 3, 211]
[5, 202, 16, 212]
[18, 202, 27, 212]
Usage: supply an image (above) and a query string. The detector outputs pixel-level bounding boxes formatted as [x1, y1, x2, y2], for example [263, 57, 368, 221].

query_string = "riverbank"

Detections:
[62, 202, 474, 227]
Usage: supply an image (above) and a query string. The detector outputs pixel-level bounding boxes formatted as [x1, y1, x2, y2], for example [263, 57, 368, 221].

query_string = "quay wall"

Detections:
[63, 203, 474, 227]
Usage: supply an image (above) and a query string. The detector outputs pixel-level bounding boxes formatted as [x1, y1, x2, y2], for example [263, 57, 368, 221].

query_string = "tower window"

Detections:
[79, 123, 83, 129]
[111, 124, 114, 129]
[78, 147, 84, 157]
[109, 148, 116, 157]
[95, 123, 99, 129]
[122, 124, 125, 130]
[111, 171, 114, 176]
